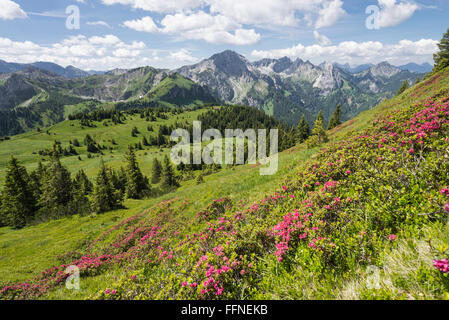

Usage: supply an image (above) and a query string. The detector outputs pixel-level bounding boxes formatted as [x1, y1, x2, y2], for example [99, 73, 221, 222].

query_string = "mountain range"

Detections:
[177, 50, 423, 125]
[0, 50, 428, 136]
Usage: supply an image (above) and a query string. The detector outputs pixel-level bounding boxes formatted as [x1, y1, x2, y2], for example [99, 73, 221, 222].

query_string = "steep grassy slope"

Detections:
[1, 68, 449, 300]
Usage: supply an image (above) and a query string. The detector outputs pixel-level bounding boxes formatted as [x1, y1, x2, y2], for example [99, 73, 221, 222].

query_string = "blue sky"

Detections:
[0, 0, 447, 70]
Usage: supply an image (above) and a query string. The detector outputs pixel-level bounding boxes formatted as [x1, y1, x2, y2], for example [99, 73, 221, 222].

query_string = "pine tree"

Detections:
[297, 115, 310, 143]
[433, 28, 449, 73]
[29, 161, 45, 202]
[397, 80, 410, 96]
[38, 158, 73, 216]
[311, 110, 328, 145]
[151, 158, 162, 184]
[327, 104, 342, 130]
[415, 76, 421, 84]
[142, 136, 149, 147]
[92, 159, 123, 213]
[124, 147, 149, 199]
[0, 156, 36, 228]
[161, 155, 179, 189]
[73, 169, 93, 195]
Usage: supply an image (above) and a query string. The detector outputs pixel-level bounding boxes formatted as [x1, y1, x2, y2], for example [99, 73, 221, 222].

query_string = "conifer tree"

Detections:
[38, 157, 73, 216]
[92, 159, 123, 213]
[0, 156, 36, 228]
[161, 155, 179, 188]
[124, 147, 149, 199]
[151, 158, 162, 184]
[397, 80, 410, 96]
[311, 110, 328, 144]
[29, 161, 45, 202]
[73, 169, 93, 195]
[327, 104, 342, 130]
[433, 28, 449, 73]
[297, 115, 310, 143]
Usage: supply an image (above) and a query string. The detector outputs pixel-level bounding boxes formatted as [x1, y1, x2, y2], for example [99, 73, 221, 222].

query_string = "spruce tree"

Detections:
[73, 169, 93, 195]
[151, 158, 162, 184]
[92, 159, 123, 213]
[0, 156, 36, 228]
[311, 110, 328, 144]
[161, 155, 179, 188]
[397, 80, 410, 96]
[124, 147, 149, 199]
[38, 157, 73, 216]
[433, 28, 449, 73]
[297, 115, 310, 143]
[327, 104, 342, 130]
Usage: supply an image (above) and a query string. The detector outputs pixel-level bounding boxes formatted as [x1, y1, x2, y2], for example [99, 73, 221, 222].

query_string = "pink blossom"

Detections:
[440, 188, 449, 197]
[388, 234, 397, 241]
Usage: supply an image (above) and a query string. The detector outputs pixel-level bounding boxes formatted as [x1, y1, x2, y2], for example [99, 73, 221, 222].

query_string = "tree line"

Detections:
[0, 148, 179, 229]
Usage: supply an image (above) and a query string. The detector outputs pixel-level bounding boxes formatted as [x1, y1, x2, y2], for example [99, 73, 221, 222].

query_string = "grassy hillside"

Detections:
[0, 68, 449, 300]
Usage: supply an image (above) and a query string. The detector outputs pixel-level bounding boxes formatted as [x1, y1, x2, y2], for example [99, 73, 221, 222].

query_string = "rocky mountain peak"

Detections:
[209, 50, 251, 77]
[370, 61, 401, 78]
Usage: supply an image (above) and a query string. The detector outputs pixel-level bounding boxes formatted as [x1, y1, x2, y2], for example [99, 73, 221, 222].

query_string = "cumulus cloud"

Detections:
[123, 12, 260, 45]
[377, 0, 419, 28]
[0, 0, 27, 20]
[106, 0, 347, 45]
[251, 38, 438, 65]
[0, 34, 197, 70]
[123, 16, 159, 33]
[315, 0, 345, 29]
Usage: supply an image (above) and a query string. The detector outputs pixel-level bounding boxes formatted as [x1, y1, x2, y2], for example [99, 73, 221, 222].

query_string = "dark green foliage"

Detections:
[397, 80, 410, 96]
[124, 147, 150, 199]
[327, 105, 342, 130]
[151, 158, 162, 184]
[0, 156, 36, 229]
[38, 158, 73, 217]
[297, 114, 310, 143]
[161, 155, 179, 189]
[92, 159, 123, 213]
[433, 28, 449, 73]
[131, 126, 139, 137]
[308, 110, 328, 147]
[73, 169, 93, 195]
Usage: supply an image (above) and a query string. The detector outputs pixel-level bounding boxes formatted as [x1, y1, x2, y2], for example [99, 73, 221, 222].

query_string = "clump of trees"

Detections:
[0, 147, 176, 228]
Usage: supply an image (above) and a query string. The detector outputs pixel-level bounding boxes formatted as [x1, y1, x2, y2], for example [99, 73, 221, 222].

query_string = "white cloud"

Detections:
[123, 16, 159, 33]
[251, 38, 438, 65]
[0, 0, 27, 20]
[123, 12, 260, 45]
[169, 49, 198, 63]
[314, 31, 332, 45]
[101, 0, 204, 14]
[87, 21, 113, 29]
[0, 34, 199, 70]
[315, 0, 345, 29]
[377, 0, 419, 28]
[106, 0, 347, 45]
